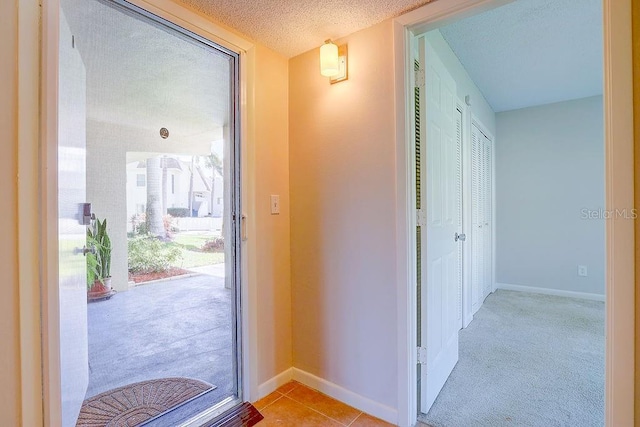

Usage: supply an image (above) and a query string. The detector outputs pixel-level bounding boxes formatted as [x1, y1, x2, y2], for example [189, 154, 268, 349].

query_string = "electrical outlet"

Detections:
[270, 195, 280, 215]
[577, 265, 588, 277]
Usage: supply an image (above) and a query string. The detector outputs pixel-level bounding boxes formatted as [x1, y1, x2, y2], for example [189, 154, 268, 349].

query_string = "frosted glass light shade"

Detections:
[320, 41, 339, 77]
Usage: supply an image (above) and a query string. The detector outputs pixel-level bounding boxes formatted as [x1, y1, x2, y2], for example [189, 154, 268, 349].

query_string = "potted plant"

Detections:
[87, 217, 114, 300]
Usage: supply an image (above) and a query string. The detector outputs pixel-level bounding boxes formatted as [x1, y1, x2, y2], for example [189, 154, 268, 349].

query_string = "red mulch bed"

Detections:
[128, 268, 191, 284]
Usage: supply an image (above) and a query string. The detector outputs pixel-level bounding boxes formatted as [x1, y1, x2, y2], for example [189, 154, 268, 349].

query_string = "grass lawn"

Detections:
[169, 232, 225, 268]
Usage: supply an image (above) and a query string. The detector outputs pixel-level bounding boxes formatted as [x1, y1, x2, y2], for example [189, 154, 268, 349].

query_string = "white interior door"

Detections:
[470, 123, 493, 314]
[470, 123, 484, 314]
[418, 37, 461, 414]
[471, 123, 493, 310]
[482, 136, 492, 298]
[58, 9, 89, 426]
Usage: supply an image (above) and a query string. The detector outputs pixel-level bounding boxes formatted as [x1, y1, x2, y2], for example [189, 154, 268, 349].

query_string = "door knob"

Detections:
[455, 232, 466, 242]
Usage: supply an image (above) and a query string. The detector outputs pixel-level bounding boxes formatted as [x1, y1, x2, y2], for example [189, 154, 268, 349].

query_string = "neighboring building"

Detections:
[126, 155, 223, 231]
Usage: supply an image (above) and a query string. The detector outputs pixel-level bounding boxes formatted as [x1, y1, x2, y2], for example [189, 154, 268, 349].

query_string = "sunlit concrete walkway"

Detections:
[86, 267, 234, 409]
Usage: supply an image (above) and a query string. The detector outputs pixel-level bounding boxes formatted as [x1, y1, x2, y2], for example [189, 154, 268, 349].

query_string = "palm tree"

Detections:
[188, 156, 195, 217]
[161, 156, 168, 216]
[202, 153, 223, 216]
[146, 156, 164, 237]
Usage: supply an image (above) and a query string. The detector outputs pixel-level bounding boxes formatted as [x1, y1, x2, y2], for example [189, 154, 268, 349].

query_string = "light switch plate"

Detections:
[270, 195, 280, 215]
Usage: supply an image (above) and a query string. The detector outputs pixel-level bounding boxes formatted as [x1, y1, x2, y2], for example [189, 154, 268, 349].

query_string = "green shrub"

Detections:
[128, 236, 182, 273]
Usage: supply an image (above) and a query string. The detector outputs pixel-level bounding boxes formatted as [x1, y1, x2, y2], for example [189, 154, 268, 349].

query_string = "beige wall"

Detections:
[289, 20, 399, 409]
[254, 44, 293, 384]
[0, 0, 22, 424]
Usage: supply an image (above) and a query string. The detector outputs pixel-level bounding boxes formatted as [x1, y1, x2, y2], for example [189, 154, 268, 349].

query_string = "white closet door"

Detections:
[471, 124, 493, 309]
[483, 137, 493, 298]
[455, 108, 463, 329]
[470, 124, 483, 314]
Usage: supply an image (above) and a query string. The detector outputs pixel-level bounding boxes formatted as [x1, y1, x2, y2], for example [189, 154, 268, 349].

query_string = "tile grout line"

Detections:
[282, 383, 299, 395]
[256, 391, 285, 413]
[346, 411, 364, 426]
[265, 382, 392, 426]
[281, 394, 357, 427]
[256, 382, 300, 414]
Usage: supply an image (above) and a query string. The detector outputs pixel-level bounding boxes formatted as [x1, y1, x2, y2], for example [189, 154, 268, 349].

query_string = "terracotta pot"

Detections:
[88, 277, 113, 299]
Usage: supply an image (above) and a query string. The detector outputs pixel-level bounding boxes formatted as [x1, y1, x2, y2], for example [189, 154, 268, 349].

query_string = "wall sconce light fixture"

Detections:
[320, 39, 348, 84]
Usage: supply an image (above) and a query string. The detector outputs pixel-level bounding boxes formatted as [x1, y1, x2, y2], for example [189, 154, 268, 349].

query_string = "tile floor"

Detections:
[253, 381, 395, 426]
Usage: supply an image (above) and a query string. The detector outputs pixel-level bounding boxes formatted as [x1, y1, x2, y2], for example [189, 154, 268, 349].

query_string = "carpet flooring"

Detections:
[419, 290, 604, 427]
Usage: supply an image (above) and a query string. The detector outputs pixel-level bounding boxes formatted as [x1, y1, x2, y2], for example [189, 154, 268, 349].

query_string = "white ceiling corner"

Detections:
[177, 0, 434, 57]
[438, 0, 603, 112]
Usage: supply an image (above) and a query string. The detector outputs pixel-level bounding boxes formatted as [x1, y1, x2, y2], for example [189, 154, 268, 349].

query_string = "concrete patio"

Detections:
[86, 267, 235, 416]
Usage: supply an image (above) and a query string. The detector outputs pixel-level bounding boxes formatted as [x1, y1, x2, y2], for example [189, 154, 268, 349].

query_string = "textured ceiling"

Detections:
[439, 0, 603, 112]
[178, 0, 433, 57]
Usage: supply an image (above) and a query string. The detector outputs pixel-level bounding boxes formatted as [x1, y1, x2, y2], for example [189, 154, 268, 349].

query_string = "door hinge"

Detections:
[417, 346, 428, 365]
[415, 69, 425, 88]
[416, 209, 426, 227]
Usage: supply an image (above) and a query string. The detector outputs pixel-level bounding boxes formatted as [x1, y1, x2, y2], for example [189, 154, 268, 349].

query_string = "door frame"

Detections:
[393, 1, 634, 426]
[17, 0, 261, 425]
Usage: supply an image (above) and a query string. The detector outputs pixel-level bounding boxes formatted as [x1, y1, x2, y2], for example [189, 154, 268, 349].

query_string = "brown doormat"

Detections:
[76, 377, 215, 427]
[202, 402, 264, 427]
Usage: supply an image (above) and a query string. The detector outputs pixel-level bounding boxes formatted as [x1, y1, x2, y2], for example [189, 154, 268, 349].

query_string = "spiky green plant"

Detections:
[86, 217, 112, 289]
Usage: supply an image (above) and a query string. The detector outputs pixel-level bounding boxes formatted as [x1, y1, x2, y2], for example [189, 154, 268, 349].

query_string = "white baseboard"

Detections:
[496, 282, 605, 302]
[256, 367, 294, 400]
[291, 368, 398, 425]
